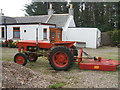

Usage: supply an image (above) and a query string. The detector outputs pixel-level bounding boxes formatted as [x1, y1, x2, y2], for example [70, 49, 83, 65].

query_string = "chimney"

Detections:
[0, 9, 4, 16]
[48, 4, 54, 15]
[69, 4, 74, 16]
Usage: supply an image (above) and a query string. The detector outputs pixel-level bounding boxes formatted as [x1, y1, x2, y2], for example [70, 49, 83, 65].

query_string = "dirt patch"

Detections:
[1, 60, 119, 88]
[2, 61, 54, 88]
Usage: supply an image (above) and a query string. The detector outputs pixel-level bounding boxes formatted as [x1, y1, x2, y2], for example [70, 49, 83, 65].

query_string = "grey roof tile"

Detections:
[0, 16, 17, 24]
[47, 14, 69, 27]
[0, 14, 69, 27]
[14, 15, 50, 23]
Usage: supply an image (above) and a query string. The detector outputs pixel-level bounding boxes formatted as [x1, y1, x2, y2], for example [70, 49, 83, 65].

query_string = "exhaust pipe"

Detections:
[36, 28, 38, 49]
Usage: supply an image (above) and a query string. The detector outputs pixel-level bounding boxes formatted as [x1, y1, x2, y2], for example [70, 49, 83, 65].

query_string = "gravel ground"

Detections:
[2, 61, 54, 88]
[0, 47, 119, 88]
[1, 61, 119, 88]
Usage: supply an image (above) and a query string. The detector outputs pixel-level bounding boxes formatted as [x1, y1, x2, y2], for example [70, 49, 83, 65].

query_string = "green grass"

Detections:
[1, 47, 119, 73]
[2, 58, 13, 62]
[99, 77, 105, 80]
[49, 83, 65, 89]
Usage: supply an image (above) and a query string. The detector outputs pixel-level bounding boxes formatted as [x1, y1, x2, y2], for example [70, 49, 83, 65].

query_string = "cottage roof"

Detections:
[48, 14, 69, 27]
[14, 15, 49, 24]
[0, 14, 69, 27]
[0, 16, 17, 24]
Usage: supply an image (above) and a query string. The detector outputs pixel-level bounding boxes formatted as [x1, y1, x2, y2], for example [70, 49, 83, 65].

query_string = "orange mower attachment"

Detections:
[75, 48, 120, 71]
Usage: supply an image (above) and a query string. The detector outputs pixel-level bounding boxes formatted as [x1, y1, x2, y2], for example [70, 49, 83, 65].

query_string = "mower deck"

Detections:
[79, 59, 120, 71]
[75, 48, 120, 71]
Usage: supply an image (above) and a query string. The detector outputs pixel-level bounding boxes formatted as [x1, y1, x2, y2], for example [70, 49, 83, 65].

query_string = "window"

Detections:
[43, 28, 47, 40]
[52, 31, 56, 37]
[13, 27, 20, 38]
[58, 32, 61, 38]
[1, 27, 4, 38]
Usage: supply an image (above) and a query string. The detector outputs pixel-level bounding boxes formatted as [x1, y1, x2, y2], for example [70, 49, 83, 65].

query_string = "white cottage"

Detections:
[0, 4, 101, 48]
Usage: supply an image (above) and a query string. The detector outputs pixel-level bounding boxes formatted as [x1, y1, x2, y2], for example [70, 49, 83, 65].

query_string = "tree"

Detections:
[24, 2, 119, 32]
[24, 2, 48, 16]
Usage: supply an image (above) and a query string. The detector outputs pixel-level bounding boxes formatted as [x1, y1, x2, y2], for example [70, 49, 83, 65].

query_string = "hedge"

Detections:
[108, 30, 120, 46]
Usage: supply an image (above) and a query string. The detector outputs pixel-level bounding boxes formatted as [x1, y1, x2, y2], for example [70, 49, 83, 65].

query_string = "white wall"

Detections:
[0, 24, 52, 41]
[38, 25, 50, 41]
[20, 25, 39, 40]
[62, 15, 76, 41]
[0, 25, 38, 40]
[64, 28, 101, 48]
[63, 16, 75, 31]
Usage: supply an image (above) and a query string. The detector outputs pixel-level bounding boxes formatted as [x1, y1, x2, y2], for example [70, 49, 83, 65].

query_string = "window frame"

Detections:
[43, 28, 47, 40]
[13, 27, 20, 39]
[1, 27, 4, 38]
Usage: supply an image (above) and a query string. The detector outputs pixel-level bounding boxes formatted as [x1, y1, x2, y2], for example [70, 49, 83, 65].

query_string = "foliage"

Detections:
[7, 39, 13, 47]
[12, 40, 18, 48]
[1, 39, 18, 48]
[24, 2, 119, 32]
[24, 2, 48, 16]
[49, 83, 65, 89]
[108, 30, 120, 46]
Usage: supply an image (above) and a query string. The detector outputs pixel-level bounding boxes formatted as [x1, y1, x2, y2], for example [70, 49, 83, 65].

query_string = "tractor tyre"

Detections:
[14, 53, 27, 66]
[71, 45, 78, 56]
[28, 54, 38, 62]
[49, 46, 74, 71]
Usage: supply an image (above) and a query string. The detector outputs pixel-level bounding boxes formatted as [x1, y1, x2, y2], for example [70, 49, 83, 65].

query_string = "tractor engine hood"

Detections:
[17, 40, 76, 50]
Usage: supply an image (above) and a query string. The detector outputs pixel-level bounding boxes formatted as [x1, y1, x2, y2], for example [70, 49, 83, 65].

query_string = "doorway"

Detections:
[50, 27, 62, 42]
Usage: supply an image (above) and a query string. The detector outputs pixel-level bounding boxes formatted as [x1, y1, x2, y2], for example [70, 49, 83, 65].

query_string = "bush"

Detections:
[4, 40, 9, 47]
[108, 30, 120, 46]
[11, 40, 18, 48]
[2, 39, 18, 48]
[8, 39, 13, 47]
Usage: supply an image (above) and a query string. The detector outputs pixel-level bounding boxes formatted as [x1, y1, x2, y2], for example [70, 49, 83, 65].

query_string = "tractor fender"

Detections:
[53, 41, 76, 48]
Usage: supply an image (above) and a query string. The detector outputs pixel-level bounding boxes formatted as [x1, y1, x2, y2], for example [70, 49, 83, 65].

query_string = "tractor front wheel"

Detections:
[49, 46, 74, 71]
[14, 53, 27, 66]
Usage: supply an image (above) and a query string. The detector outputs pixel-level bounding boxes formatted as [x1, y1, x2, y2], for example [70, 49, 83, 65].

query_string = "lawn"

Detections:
[1, 46, 119, 88]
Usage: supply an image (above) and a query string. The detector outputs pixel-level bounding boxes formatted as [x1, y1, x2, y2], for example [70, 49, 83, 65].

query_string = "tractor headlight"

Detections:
[34, 47, 37, 50]
[29, 47, 32, 50]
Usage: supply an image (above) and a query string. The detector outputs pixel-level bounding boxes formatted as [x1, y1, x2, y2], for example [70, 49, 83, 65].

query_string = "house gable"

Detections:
[47, 14, 69, 27]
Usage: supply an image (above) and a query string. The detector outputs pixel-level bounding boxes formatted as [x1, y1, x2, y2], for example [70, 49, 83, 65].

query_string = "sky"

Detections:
[0, 0, 31, 17]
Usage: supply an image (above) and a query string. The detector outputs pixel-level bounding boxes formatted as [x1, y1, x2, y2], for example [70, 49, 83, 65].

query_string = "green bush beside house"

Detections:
[108, 30, 120, 47]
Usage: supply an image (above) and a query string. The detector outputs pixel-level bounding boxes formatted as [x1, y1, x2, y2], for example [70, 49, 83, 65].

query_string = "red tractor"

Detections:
[14, 27, 78, 71]
[14, 27, 120, 71]
[14, 40, 78, 71]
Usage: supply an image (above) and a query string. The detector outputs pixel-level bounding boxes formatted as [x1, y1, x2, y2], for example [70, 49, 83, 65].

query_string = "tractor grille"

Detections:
[27, 46, 37, 52]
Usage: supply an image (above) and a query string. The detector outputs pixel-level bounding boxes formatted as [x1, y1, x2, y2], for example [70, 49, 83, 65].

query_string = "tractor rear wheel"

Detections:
[49, 46, 74, 71]
[14, 53, 27, 66]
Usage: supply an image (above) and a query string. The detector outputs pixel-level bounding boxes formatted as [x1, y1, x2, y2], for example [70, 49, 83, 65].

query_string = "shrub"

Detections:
[12, 40, 18, 48]
[8, 39, 13, 47]
[4, 40, 8, 47]
[108, 30, 120, 46]
[2, 39, 18, 48]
